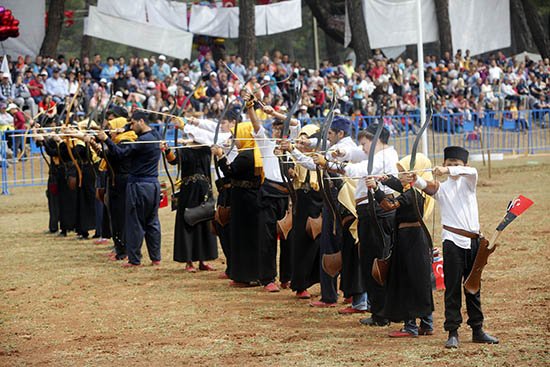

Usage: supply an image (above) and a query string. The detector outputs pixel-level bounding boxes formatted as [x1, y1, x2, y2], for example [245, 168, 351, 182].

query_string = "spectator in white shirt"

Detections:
[45, 69, 68, 103]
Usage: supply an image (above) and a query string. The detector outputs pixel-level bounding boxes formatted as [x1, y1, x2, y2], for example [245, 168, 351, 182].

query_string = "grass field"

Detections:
[1, 155, 549, 366]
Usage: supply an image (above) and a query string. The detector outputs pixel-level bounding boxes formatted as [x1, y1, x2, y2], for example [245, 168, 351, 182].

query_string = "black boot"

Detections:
[472, 328, 499, 344]
[445, 329, 459, 349]
[359, 314, 390, 327]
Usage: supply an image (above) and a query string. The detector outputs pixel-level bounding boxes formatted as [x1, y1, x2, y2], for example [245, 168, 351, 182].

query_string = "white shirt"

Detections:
[191, 118, 237, 179]
[489, 66, 502, 82]
[253, 125, 299, 183]
[336, 146, 399, 205]
[434, 166, 480, 249]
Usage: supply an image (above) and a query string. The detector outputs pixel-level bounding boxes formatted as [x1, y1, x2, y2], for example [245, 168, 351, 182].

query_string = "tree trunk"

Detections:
[325, 32, 341, 64]
[521, 0, 550, 58]
[40, 0, 65, 57]
[347, 0, 371, 66]
[305, 0, 345, 44]
[80, 0, 93, 61]
[434, 0, 452, 59]
[239, 0, 256, 63]
[510, 0, 536, 54]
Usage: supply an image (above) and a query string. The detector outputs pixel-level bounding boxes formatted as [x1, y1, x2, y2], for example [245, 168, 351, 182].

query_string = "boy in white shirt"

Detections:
[412, 146, 498, 349]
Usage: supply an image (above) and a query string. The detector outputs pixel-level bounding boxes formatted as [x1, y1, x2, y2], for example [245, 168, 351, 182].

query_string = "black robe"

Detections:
[39, 139, 60, 233]
[214, 176, 232, 276]
[105, 138, 132, 258]
[73, 144, 96, 235]
[171, 146, 217, 263]
[377, 177, 434, 322]
[218, 150, 261, 283]
[45, 140, 77, 232]
[290, 187, 323, 292]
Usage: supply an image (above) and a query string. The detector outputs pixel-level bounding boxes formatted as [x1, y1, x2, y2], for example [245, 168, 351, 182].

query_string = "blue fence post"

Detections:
[1, 130, 8, 195]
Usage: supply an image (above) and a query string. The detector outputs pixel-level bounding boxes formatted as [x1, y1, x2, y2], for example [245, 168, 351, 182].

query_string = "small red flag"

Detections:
[508, 195, 534, 217]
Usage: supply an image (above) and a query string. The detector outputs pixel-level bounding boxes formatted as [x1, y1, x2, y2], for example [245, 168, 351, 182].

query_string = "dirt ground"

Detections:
[0, 155, 549, 366]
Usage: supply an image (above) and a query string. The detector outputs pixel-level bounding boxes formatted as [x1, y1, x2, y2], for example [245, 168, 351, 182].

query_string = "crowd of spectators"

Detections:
[0, 48, 549, 137]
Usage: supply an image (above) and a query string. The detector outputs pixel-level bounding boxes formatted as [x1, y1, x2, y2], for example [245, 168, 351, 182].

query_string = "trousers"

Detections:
[125, 181, 161, 265]
[443, 239, 484, 331]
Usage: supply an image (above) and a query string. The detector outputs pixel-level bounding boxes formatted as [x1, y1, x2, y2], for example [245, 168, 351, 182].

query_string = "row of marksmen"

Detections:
[32, 92, 499, 349]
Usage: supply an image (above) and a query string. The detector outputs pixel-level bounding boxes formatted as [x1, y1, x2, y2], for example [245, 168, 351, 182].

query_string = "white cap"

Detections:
[161, 106, 170, 112]
[299, 105, 307, 110]
[115, 91, 123, 97]
[334, 108, 341, 115]
[147, 81, 156, 89]
[338, 78, 345, 84]
[263, 75, 271, 81]
[40, 71, 48, 76]
[210, 71, 217, 77]
[228, 86, 234, 93]
[183, 76, 191, 82]
[6, 103, 18, 111]
[158, 55, 166, 61]
[171, 67, 178, 73]
[100, 78, 107, 84]
[279, 105, 288, 112]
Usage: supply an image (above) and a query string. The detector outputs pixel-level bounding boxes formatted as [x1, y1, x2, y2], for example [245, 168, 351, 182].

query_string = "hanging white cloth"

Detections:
[449, 0, 510, 56]
[85, 6, 193, 60]
[362, 0, 439, 49]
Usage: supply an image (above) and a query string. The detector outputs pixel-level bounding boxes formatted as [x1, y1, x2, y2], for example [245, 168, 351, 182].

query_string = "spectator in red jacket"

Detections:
[7, 103, 27, 159]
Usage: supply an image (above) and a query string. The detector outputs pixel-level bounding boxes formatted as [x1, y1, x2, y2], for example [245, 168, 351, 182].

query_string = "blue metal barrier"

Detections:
[1, 109, 549, 194]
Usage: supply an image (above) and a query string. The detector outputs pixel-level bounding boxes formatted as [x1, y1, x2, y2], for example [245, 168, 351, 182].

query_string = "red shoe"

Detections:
[185, 265, 197, 273]
[338, 306, 367, 315]
[389, 329, 417, 338]
[94, 238, 109, 245]
[280, 281, 290, 289]
[151, 260, 161, 266]
[264, 282, 280, 292]
[199, 263, 216, 271]
[309, 301, 337, 308]
[218, 272, 229, 279]
[121, 262, 141, 268]
[296, 290, 311, 299]
[343, 297, 352, 304]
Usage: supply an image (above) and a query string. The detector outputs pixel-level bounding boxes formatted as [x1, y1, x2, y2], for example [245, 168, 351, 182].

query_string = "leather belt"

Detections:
[443, 225, 480, 239]
[215, 178, 231, 191]
[355, 193, 394, 205]
[399, 221, 421, 229]
[264, 179, 289, 194]
[231, 179, 260, 189]
[182, 173, 209, 185]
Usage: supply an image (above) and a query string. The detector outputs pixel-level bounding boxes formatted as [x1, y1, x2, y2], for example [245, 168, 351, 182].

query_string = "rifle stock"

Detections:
[463, 231, 500, 294]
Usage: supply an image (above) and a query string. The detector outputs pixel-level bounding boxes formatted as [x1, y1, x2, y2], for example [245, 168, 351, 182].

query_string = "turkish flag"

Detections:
[508, 195, 534, 216]
[496, 195, 534, 231]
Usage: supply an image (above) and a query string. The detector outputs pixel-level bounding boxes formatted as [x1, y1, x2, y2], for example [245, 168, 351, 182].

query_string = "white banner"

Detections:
[2, 0, 45, 57]
[265, 0, 302, 35]
[363, 0, 439, 48]
[449, 0, 510, 56]
[85, 6, 193, 60]
[188, 4, 239, 38]
[97, 0, 147, 23]
[255, 4, 268, 37]
[145, 0, 188, 31]
[189, 0, 302, 38]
